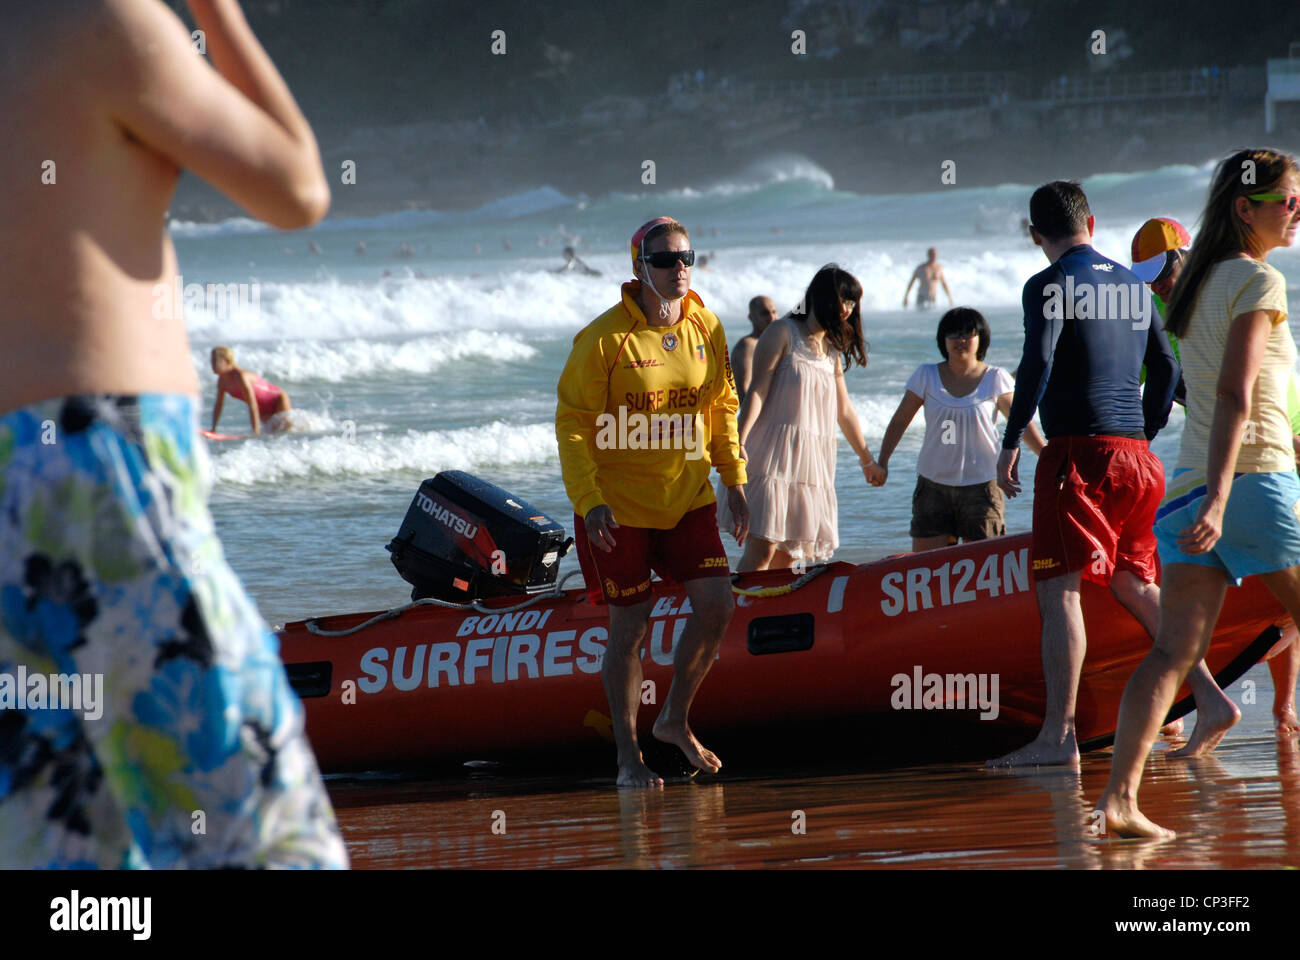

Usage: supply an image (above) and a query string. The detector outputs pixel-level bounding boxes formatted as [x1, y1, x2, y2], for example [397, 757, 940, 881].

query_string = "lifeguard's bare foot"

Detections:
[1275, 705, 1300, 739]
[1094, 798, 1176, 840]
[652, 718, 721, 774]
[1159, 718, 1185, 737]
[616, 756, 664, 789]
[1167, 698, 1240, 759]
[986, 735, 1079, 768]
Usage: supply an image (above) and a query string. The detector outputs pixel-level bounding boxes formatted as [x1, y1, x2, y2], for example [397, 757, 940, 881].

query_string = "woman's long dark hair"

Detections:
[796, 264, 867, 369]
[1165, 148, 1298, 339]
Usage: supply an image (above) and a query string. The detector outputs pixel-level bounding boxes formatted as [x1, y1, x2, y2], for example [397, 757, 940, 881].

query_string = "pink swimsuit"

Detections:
[227, 373, 282, 420]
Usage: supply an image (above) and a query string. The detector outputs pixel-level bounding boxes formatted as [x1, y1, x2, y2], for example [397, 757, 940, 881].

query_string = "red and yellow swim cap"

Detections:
[630, 217, 681, 269]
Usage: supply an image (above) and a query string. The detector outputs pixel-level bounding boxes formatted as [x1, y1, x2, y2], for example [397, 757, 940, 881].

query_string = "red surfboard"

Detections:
[278, 532, 1291, 772]
[200, 429, 245, 441]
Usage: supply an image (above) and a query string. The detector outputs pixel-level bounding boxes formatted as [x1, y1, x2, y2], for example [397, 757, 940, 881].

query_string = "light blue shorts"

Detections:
[1154, 469, 1300, 584]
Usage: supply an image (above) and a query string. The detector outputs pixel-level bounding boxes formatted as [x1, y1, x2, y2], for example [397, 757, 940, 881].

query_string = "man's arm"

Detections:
[1140, 297, 1179, 441]
[732, 337, 756, 402]
[707, 323, 747, 488]
[939, 267, 952, 304]
[1002, 273, 1061, 449]
[903, 269, 918, 306]
[735, 320, 788, 452]
[99, 0, 329, 228]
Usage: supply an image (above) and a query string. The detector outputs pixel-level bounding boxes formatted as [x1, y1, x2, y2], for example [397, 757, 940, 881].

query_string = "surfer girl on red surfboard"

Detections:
[210, 345, 291, 435]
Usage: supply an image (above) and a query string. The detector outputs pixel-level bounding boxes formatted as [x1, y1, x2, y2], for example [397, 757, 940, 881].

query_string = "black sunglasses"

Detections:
[640, 249, 695, 269]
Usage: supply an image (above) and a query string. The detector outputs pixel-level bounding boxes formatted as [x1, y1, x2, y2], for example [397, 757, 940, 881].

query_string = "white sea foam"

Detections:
[209, 421, 557, 485]
[182, 272, 610, 342]
[190, 331, 537, 383]
[168, 244, 1038, 348]
[167, 217, 270, 239]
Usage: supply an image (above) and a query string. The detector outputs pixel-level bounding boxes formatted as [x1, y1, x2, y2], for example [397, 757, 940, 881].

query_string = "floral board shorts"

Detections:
[0, 395, 347, 869]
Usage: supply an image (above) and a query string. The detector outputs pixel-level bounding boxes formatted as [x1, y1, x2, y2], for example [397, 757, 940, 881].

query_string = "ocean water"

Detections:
[180, 156, 1300, 628]
[173, 159, 1300, 868]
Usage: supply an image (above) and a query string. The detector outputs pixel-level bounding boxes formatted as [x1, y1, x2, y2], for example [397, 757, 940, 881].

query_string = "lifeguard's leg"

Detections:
[987, 572, 1086, 767]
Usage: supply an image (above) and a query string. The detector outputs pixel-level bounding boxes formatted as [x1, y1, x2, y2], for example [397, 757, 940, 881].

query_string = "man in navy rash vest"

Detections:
[987, 180, 1182, 768]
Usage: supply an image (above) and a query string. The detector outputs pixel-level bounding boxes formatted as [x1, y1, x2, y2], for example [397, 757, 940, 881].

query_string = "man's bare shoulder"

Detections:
[4, 0, 190, 93]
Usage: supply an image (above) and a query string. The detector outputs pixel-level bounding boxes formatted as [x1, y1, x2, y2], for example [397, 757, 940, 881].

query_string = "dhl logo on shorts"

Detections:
[1033, 558, 1060, 571]
[699, 557, 729, 569]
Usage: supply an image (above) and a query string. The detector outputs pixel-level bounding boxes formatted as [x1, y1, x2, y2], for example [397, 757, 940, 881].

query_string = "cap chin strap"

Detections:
[638, 261, 684, 320]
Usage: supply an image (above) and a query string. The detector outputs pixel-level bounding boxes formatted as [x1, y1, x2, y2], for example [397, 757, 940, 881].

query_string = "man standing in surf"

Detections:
[733, 295, 778, 406]
[0, 0, 346, 867]
[903, 247, 953, 310]
[989, 182, 1184, 768]
[556, 217, 749, 787]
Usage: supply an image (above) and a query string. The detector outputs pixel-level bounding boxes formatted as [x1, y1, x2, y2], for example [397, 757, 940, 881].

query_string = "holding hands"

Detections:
[861, 458, 886, 487]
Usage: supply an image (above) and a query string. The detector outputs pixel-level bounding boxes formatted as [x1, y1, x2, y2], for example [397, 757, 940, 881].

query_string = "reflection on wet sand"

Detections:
[322, 664, 1297, 869]
[329, 733, 1300, 869]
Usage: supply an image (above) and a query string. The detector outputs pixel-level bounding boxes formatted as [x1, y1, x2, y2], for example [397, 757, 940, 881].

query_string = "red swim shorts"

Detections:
[1031, 435, 1164, 585]
[574, 503, 730, 606]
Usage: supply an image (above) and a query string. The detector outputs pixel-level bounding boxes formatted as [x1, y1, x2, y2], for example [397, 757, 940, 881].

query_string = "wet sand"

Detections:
[328, 665, 1300, 870]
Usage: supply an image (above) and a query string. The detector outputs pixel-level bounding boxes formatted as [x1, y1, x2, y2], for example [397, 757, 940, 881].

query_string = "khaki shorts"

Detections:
[910, 475, 1005, 541]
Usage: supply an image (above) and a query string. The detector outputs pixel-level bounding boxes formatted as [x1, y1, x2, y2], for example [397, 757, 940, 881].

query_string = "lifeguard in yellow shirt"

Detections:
[556, 217, 749, 788]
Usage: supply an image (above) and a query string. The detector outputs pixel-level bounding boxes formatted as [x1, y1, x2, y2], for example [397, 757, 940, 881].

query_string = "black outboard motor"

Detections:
[386, 471, 572, 602]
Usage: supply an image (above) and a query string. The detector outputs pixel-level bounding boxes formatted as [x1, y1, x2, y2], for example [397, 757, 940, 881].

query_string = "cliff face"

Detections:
[166, 0, 1300, 220]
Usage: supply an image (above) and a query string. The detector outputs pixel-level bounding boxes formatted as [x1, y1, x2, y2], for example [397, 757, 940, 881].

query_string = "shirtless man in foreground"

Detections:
[904, 248, 953, 310]
[0, 0, 346, 868]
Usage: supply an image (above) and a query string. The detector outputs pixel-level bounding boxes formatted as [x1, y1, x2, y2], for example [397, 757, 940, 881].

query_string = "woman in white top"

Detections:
[878, 307, 1044, 552]
[727, 265, 885, 572]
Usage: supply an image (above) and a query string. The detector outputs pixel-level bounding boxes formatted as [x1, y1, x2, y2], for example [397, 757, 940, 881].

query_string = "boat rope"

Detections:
[303, 565, 829, 637]
[730, 563, 829, 597]
[303, 570, 585, 637]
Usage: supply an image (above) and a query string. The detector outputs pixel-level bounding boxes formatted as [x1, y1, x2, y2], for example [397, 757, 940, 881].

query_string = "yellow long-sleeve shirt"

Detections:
[556, 281, 747, 529]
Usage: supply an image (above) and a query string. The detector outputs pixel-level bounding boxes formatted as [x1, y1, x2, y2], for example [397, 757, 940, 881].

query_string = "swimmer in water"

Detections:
[211, 345, 291, 435]
[554, 245, 601, 276]
[904, 248, 952, 310]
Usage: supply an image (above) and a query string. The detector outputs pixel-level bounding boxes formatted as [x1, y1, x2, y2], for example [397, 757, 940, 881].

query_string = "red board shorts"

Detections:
[1031, 435, 1163, 585]
[574, 503, 730, 606]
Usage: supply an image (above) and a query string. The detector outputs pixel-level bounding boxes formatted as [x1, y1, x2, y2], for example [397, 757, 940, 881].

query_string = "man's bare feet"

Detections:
[1167, 698, 1240, 759]
[1093, 798, 1176, 840]
[1275, 705, 1300, 739]
[1159, 718, 1185, 737]
[616, 755, 665, 789]
[651, 717, 721, 774]
[986, 733, 1079, 768]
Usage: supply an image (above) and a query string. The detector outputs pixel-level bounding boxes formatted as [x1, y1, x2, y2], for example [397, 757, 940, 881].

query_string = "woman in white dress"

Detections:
[878, 307, 1044, 552]
[728, 265, 885, 571]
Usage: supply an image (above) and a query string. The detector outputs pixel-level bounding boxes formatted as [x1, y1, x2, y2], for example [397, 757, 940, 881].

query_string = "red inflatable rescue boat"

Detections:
[278, 532, 1289, 773]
